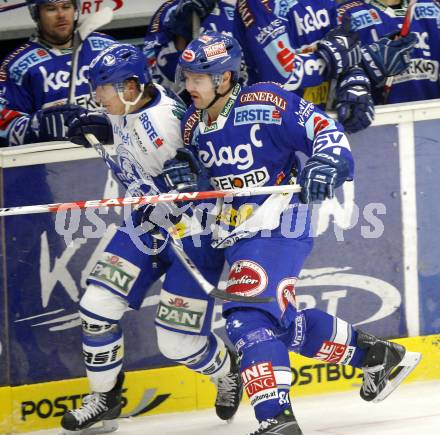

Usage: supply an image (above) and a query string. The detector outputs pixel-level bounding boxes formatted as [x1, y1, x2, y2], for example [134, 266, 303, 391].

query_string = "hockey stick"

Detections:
[83, 133, 276, 304]
[381, 0, 417, 103]
[68, 7, 114, 103]
[0, 182, 301, 216]
[0, 2, 26, 13]
[192, 11, 201, 39]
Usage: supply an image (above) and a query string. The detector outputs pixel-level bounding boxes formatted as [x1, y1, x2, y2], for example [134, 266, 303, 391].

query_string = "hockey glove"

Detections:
[163, 148, 202, 192]
[131, 201, 183, 235]
[361, 33, 417, 85]
[336, 66, 374, 134]
[65, 110, 113, 147]
[299, 153, 350, 204]
[317, 15, 361, 79]
[164, 0, 216, 40]
[30, 104, 87, 142]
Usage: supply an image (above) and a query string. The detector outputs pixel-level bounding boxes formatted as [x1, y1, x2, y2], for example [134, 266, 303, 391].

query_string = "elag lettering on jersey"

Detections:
[199, 124, 263, 170]
[294, 7, 331, 36]
[41, 64, 89, 92]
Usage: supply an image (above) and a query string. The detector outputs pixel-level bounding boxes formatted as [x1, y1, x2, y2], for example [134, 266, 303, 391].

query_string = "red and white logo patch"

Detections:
[227, 260, 268, 297]
[314, 341, 355, 364]
[242, 362, 276, 398]
[203, 41, 228, 61]
[277, 277, 297, 313]
[182, 49, 196, 62]
[313, 115, 330, 135]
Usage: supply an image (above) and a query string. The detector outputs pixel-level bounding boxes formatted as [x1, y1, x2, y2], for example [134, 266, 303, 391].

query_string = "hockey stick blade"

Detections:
[77, 7, 114, 42]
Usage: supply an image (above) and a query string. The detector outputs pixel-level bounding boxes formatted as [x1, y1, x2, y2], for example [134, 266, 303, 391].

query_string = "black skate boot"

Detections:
[214, 348, 244, 421]
[247, 408, 303, 435]
[358, 331, 421, 403]
[60, 372, 124, 434]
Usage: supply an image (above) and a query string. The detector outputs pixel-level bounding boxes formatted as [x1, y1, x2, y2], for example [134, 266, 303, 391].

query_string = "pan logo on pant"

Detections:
[227, 260, 268, 297]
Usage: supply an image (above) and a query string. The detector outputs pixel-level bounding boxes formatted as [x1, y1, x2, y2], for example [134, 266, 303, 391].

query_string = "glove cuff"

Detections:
[361, 46, 386, 85]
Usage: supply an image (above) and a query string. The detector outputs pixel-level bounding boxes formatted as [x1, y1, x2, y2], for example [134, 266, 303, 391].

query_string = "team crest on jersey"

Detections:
[203, 42, 228, 61]
[227, 260, 268, 297]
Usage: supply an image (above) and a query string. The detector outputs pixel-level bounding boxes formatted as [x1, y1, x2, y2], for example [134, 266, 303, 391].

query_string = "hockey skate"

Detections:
[60, 372, 124, 434]
[358, 331, 422, 403]
[247, 408, 303, 435]
[214, 348, 244, 422]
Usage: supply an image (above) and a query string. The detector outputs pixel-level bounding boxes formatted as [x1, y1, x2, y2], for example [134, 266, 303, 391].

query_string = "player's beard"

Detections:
[40, 21, 74, 47]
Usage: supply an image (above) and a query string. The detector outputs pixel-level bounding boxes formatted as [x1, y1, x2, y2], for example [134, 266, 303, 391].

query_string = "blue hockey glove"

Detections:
[299, 153, 350, 203]
[64, 110, 113, 147]
[317, 15, 361, 79]
[162, 148, 202, 192]
[336, 66, 374, 134]
[361, 33, 417, 85]
[164, 0, 216, 40]
[30, 104, 87, 142]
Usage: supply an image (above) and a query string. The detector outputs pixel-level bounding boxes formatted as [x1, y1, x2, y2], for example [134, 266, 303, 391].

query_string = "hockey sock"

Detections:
[226, 309, 292, 421]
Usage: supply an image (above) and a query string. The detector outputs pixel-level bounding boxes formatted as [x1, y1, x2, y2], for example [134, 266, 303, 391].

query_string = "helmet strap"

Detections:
[205, 74, 234, 109]
[117, 84, 145, 115]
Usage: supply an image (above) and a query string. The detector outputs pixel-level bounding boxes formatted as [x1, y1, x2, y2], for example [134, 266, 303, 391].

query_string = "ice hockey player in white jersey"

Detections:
[59, 43, 243, 433]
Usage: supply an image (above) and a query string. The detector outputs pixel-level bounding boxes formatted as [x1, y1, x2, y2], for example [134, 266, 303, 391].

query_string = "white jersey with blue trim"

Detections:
[107, 84, 185, 191]
[181, 81, 354, 247]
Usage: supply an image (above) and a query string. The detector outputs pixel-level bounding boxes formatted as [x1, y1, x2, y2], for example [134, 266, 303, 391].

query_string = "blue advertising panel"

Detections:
[414, 119, 440, 336]
[298, 124, 406, 339]
[3, 159, 169, 386]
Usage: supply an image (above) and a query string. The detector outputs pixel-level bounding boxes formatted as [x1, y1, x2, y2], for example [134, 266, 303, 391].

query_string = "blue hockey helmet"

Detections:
[26, 0, 80, 23]
[88, 43, 152, 113]
[89, 43, 151, 90]
[176, 31, 242, 86]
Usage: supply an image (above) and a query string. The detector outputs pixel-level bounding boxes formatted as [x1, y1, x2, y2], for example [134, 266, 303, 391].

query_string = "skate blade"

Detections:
[60, 419, 119, 435]
[372, 351, 422, 403]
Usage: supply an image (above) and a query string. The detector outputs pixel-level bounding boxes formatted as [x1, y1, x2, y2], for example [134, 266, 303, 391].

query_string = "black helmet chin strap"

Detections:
[204, 82, 235, 110]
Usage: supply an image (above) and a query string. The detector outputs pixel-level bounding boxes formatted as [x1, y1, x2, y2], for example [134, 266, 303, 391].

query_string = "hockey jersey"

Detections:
[234, 0, 339, 105]
[181, 81, 354, 248]
[0, 32, 115, 146]
[338, 0, 440, 103]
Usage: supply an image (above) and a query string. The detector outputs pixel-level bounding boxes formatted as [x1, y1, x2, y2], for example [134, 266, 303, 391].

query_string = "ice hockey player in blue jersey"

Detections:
[0, 0, 115, 146]
[234, 0, 417, 132]
[337, 0, 440, 104]
[144, 0, 238, 98]
[59, 43, 243, 433]
[168, 31, 421, 434]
